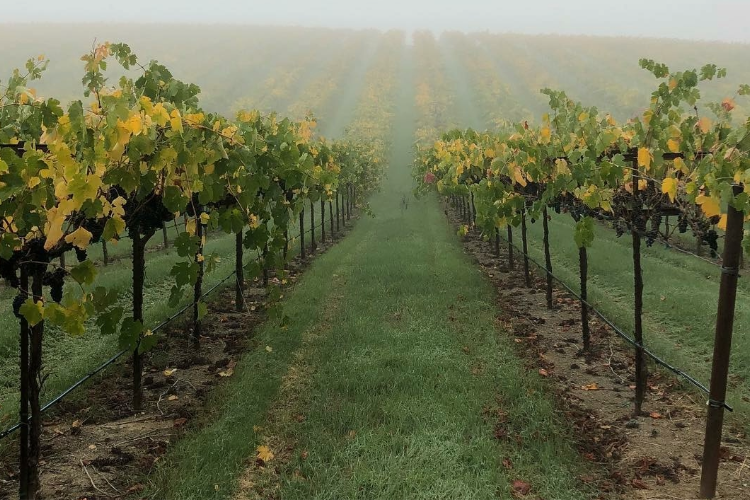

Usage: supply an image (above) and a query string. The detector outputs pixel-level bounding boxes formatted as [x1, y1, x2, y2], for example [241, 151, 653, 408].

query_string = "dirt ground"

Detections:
[0, 224, 351, 500]
[447, 202, 749, 500]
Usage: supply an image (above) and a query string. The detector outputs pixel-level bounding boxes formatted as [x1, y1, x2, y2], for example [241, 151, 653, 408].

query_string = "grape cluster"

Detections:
[43, 268, 66, 303]
[678, 215, 688, 233]
[704, 230, 719, 258]
[645, 212, 662, 247]
[12, 293, 25, 319]
[0, 256, 20, 288]
[614, 221, 627, 238]
[75, 248, 88, 263]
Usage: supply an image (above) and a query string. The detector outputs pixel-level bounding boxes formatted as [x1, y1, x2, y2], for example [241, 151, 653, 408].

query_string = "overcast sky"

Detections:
[4, 0, 748, 43]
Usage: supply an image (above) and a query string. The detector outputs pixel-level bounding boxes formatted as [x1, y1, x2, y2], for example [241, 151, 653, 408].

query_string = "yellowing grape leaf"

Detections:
[513, 167, 527, 187]
[64, 226, 93, 249]
[667, 139, 680, 153]
[637, 148, 652, 169]
[661, 177, 678, 203]
[44, 207, 67, 250]
[722, 98, 736, 112]
[698, 117, 712, 134]
[718, 214, 728, 231]
[199, 212, 210, 224]
[170, 109, 183, 133]
[257, 445, 274, 463]
[163, 368, 177, 376]
[674, 157, 689, 174]
[696, 194, 721, 218]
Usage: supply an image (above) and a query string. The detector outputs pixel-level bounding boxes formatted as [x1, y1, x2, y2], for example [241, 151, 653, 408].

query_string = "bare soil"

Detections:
[0, 223, 353, 500]
[447, 202, 750, 500]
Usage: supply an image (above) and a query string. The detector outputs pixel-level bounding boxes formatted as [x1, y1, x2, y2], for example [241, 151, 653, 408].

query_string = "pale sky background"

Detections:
[2, 0, 749, 43]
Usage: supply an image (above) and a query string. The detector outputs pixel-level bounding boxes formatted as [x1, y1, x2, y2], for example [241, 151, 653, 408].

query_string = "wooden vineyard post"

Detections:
[542, 207, 553, 309]
[336, 193, 341, 232]
[507, 226, 515, 270]
[18, 265, 29, 500]
[300, 208, 306, 260]
[310, 200, 316, 253]
[27, 263, 45, 499]
[192, 216, 205, 347]
[321, 199, 326, 243]
[521, 210, 531, 287]
[579, 246, 590, 351]
[700, 185, 745, 499]
[494, 228, 500, 258]
[262, 243, 269, 288]
[632, 161, 647, 415]
[341, 192, 346, 228]
[329, 200, 334, 237]
[101, 240, 109, 266]
[131, 230, 146, 411]
[162, 222, 169, 249]
[283, 229, 289, 262]
[470, 192, 476, 226]
[235, 231, 244, 312]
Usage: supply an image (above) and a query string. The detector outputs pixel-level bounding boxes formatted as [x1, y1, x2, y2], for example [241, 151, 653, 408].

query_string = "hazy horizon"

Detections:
[3, 0, 748, 44]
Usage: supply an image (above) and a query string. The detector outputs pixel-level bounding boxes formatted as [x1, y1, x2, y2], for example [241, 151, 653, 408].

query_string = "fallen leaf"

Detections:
[502, 457, 513, 469]
[512, 479, 531, 496]
[126, 484, 145, 494]
[649, 412, 663, 419]
[300, 450, 309, 460]
[88, 444, 97, 450]
[168, 395, 178, 401]
[265, 346, 273, 353]
[173, 417, 188, 428]
[631, 478, 649, 490]
[581, 383, 599, 391]
[257, 445, 274, 463]
[218, 368, 234, 377]
[163, 368, 177, 377]
[538, 368, 549, 377]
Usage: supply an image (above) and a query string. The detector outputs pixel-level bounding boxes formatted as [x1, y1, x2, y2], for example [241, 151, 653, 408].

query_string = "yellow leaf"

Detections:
[123, 113, 143, 135]
[661, 178, 678, 203]
[717, 214, 728, 231]
[199, 212, 210, 224]
[44, 207, 67, 251]
[27, 176, 41, 189]
[170, 109, 183, 133]
[667, 139, 680, 153]
[637, 148, 652, 169]
[555, 158, 570, 176]
[257, 445, 274, 462]
[197, 253, 204, 263]
[513, 167, 527, 187]
[698, 117, 711, 134]
[668, 78, 678, 90]
[578, 112, 589, 122]
[64, 227, 93, 250]
[265, 345, 273, 352]
[674, 157, 689, 174]
[163, 368, 177, 376]
[696, 194, 721, 218]
[151, 103, 169, 127]
[218, 368, 234, 377]
[540, 126, 551, 143]
[168, 395, 178, 401]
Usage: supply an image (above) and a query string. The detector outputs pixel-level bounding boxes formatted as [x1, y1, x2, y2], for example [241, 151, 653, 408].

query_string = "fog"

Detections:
[3, 0, 748, 43]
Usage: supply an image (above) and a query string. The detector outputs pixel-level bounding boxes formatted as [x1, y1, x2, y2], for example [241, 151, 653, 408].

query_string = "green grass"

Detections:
[520, 213, 750, 430]
[151, 51, 590, 500]
[0, 209, 323, 432]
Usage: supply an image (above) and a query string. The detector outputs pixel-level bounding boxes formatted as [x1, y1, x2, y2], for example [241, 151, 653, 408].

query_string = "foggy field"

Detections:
[2, 13, 750, 500]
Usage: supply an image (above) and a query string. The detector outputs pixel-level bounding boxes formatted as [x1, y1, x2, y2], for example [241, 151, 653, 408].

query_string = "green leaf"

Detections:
[69, 260, 97, 286]
[20, 299, 44, 326]
[574, 217, 595, 248]
[96, 306, 124, 335]
[118, 317, 144, 351]
[197, 301, 208, 321]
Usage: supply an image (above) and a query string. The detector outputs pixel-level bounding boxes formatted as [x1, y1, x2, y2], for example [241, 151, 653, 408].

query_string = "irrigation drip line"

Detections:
[1, 214, 346, 440]
[493, 230, 722, 404]
[0, 267, 240, 441]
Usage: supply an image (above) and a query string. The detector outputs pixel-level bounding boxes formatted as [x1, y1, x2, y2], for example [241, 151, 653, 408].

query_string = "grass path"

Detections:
[152, 50, 591, 499]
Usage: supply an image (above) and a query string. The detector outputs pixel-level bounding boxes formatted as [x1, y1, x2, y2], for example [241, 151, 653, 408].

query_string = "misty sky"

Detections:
[4, 0, 748, 43]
